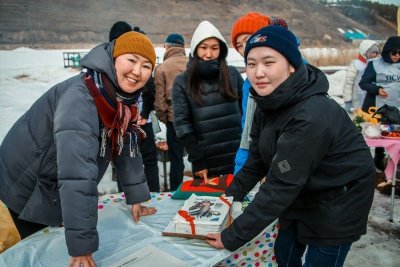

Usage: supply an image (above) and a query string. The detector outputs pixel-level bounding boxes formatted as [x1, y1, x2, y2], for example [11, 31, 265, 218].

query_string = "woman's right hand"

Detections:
[379, 88, 388, 98]
[131, 203, 157, 223]
[195, 169, 209, 184]
[68, 254, 96, 267]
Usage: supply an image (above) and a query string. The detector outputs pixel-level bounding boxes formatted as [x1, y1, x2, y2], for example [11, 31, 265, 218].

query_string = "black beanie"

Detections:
[133, 26, 146, 35]
[382, 36, 400, 63]
[109, 21, 132, 42]
[244, 25, 302, 69]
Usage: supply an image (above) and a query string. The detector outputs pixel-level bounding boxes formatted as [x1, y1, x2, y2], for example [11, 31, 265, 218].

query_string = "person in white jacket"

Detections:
[343, 40, 380, 112]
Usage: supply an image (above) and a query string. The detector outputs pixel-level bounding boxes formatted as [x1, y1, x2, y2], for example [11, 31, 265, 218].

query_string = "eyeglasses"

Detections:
[390, 50, 400, 56]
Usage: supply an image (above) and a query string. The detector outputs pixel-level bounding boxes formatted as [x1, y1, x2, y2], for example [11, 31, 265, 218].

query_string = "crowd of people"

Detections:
[0, 11, 399, 267]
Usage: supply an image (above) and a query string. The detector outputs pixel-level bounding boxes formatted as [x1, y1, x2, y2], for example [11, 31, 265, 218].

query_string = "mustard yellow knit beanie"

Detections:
[112, 31, 156, 68]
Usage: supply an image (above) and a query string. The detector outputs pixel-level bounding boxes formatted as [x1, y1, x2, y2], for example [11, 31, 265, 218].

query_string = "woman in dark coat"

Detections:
[359, 36, 400, 172]
[206, 25, 375, 267]
[172, 20, 243, 184]
[0, 31, 157, 267]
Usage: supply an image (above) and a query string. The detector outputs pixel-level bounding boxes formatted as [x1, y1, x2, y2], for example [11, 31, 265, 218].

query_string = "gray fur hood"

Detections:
[80, 42, 119, 87]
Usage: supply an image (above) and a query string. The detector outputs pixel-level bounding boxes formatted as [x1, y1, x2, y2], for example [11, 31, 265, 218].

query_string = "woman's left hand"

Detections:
[131, 204, 157, 222]
[205, 233, 224, 249]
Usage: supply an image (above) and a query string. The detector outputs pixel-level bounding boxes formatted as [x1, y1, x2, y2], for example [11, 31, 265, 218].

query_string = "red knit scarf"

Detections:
[84, 72, 146, 158]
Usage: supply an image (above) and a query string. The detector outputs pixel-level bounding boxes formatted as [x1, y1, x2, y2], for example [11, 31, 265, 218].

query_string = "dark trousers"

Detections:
[275, 223, 351, 267]
[117, 122, 160, 192]
[374, 147, 386, 171]
[8, 208, 47, 239]
[166, 122, 185, 191]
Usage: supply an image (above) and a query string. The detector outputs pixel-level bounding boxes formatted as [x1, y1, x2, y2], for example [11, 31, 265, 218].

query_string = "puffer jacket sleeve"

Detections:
[172, 73, 206, 171]
[113, 141, 151, 204]
[343, 60, 357, 102]
[54, 80, 100, 257]
[172, 73, 194, 137]
[229, 66, 244, 112]
[182, 133, 207, 173]
[222, 111, 332, 251]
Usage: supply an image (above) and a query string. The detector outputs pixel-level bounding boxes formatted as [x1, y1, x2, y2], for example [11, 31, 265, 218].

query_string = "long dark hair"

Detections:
[188, 40, 237, 104]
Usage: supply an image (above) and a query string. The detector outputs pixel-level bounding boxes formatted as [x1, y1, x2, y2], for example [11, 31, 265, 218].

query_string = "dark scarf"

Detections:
[188, 56, 220, 80]
[84, 70, 146, 158]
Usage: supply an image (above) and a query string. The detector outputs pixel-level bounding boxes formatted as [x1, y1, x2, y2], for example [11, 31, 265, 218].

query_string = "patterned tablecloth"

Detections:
[0, 192, 278, 267]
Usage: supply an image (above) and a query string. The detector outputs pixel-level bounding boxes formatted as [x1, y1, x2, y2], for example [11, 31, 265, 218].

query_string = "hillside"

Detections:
[0, 0, 397, 49]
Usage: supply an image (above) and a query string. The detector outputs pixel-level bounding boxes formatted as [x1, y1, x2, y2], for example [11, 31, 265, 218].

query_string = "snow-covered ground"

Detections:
[0, 47, 399, 266]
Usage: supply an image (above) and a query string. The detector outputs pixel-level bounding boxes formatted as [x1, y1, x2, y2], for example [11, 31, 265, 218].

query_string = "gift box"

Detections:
[172, 194, 233, 235]
[171, 174, 234, 200]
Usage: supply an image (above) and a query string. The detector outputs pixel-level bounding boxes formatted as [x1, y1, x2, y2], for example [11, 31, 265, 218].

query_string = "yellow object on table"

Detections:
[353, 107, 381, 124]
[0, 201, 20, 252]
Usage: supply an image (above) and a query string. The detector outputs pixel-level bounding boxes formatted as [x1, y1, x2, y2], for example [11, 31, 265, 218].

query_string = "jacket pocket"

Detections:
[19, 179, 62, 227]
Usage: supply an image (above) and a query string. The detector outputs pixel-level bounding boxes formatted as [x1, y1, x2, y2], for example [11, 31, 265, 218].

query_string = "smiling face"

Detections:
[196, 37, 220, 61]
[114, 53, 153, 94]
[246, 46, 295, 96]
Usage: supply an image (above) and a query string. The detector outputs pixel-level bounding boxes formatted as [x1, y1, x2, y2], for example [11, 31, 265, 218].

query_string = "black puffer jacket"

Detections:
[0, 42, 151, 256]
[172, 61, 243, 176]
[221, 64, 375, 251]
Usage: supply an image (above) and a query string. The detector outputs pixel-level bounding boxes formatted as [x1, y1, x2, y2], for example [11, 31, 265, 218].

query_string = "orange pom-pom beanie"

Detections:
[231, 12, 271, 51]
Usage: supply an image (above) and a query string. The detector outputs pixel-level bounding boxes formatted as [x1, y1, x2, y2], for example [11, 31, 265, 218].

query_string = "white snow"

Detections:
[0, 47, 399, 266]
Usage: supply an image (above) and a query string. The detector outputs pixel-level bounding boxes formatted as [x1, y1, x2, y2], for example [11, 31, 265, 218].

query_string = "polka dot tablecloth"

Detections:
[215, 223, 278, 266]
[98, 192, 174, 209]
[98, 192, 278, 267]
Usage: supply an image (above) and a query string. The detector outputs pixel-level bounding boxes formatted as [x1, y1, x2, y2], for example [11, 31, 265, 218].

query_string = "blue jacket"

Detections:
[234, 78, 251, 174]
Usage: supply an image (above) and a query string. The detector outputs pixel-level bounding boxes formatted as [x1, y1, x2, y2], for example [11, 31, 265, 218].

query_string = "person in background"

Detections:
[135, 69, 160, 192]
[133, 26, 145, 35]
[0, 31, 157, 267]
[231, 12, 271, 175]
[206, 25, 375, 267]
[154, 33, 188, 191]
[109, 22, 160, 192]
[343, 39, 380, 112]
[172, 21, 243, 184]
[133, 25, 160, 192]
[109, 21, 132, 43]
[360, 36, 400, 111]
[360, 36, 400, 172]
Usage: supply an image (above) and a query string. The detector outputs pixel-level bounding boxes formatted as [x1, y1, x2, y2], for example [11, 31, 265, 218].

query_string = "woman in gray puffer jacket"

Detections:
[0, 31, 157, 266]
[172, 21, 243, 183]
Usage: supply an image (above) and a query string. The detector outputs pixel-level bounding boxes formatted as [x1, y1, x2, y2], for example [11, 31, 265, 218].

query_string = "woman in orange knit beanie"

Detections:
[231, 12, 271, 175]
[0, 31, 157, 267]
[231, 12, 271, 56]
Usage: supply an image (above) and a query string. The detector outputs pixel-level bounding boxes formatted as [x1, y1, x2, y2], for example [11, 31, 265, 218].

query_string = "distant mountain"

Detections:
[0, 0, 396, 48]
